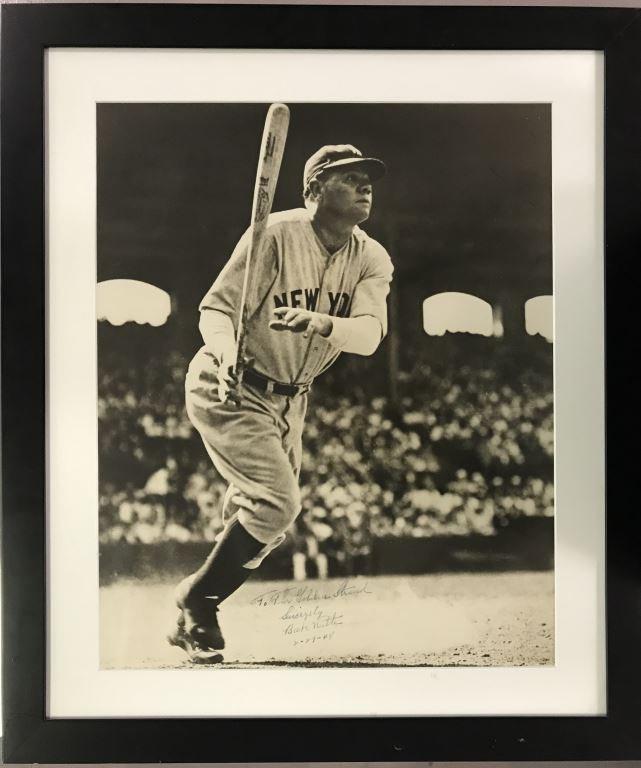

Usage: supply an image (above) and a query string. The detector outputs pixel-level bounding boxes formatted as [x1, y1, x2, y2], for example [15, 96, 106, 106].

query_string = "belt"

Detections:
[242, 367, 310, 397]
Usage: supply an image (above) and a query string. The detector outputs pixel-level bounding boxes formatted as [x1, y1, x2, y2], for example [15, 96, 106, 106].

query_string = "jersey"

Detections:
[198, 208, 394, 384]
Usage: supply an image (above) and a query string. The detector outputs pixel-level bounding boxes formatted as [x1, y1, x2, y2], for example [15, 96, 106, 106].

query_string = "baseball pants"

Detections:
[185, 347, 307, 555]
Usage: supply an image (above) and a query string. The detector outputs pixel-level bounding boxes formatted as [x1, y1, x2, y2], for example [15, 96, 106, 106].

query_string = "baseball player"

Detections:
[168, 144, 393, 663]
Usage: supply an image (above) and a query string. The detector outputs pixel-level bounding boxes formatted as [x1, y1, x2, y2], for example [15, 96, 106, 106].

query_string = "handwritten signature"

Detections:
[283, 610, 343, 635]
[251, 580, 372, 608]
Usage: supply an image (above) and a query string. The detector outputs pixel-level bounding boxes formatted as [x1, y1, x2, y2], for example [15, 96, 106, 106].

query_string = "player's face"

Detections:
[318, 169, 373, 223]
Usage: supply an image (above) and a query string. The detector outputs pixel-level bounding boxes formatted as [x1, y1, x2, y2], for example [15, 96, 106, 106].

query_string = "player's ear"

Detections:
[308, 179, 323, 202]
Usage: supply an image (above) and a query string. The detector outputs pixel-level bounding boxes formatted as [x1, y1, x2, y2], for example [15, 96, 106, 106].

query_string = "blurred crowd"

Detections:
[98, 340, 554, 577]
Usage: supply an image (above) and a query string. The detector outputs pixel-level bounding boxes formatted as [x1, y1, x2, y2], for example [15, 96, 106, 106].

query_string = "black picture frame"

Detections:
[2, 3, 640, 763]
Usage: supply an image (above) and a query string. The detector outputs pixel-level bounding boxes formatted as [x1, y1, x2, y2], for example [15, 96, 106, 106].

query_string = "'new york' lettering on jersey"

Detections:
[199, 208, 394, 384]
[272, 288, 351, 317]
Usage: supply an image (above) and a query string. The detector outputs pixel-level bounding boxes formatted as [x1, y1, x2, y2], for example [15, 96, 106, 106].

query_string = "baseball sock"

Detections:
[184, 517, 265, 606]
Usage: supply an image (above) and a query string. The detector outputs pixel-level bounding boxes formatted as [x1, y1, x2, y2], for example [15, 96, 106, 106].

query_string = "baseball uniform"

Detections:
[186, 207, 393, 553]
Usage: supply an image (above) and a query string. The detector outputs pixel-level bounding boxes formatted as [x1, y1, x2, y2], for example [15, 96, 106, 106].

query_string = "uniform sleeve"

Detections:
[199, 309, 236, 364]
[348, 241, 394, 337]
[325, 315, 382, 356]
[199, 228, 278, 333]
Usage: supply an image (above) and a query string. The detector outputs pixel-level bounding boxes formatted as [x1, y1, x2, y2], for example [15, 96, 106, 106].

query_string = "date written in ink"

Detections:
[293, 631, 336, 646]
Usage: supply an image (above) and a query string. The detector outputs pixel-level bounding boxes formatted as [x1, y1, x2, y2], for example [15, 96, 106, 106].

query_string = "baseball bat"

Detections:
[234, 102, 290, 382]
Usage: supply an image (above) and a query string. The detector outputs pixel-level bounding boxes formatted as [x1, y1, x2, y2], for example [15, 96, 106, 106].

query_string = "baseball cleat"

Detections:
[174, 576, 225, 648]
[178, 599, 226, 649]
[170, 576, 226, 663]
[167, 611, 225, 665]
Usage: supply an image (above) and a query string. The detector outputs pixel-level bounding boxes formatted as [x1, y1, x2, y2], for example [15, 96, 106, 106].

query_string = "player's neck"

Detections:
[311, 212, 355, 255]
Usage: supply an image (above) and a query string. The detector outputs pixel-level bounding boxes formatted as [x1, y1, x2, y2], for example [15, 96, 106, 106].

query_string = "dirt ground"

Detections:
[100, 571, 554, 669]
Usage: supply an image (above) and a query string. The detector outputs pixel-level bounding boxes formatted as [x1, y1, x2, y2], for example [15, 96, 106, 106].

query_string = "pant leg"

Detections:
[276, 387, 307, 480]
[185, 349, 302, 544]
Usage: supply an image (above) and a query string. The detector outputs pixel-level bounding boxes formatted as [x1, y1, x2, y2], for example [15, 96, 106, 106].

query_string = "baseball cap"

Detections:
[303, 144, 386, 190]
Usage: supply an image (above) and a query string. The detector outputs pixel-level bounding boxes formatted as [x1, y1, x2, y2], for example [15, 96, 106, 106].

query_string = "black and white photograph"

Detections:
[10, 1, 638, 752]
[96, 101, 554, 670]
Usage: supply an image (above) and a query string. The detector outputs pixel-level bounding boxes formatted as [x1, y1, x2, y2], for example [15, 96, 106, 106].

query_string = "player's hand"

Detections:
[269, 307, 332, 338]
[218, 353, 257, 408]
[217, 362, 241, 407]
[215, 342, 241, 407]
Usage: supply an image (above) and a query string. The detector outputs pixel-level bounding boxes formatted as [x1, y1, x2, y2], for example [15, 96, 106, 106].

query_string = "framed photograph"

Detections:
[2, 3, 639, 762]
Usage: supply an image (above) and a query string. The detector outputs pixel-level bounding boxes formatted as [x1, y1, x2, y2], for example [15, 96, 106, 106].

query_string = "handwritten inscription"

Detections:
[252, 580, 371, 609]
[284, 605, 343, 646]
[252, 580, 372, 649]
[293, 632, 336, 647]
